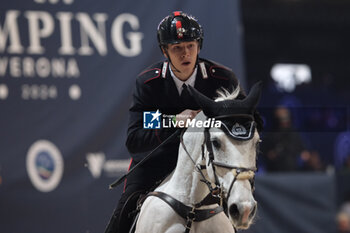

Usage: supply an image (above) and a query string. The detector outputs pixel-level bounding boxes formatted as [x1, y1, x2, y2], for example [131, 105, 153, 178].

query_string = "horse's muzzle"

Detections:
[229, 201, 257, 229]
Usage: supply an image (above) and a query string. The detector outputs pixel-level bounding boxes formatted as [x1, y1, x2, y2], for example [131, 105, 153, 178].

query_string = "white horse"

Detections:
[134, 83, 262, 233]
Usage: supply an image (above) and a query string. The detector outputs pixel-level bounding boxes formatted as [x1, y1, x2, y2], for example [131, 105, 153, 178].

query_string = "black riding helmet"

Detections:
[157, 11, 204, 50]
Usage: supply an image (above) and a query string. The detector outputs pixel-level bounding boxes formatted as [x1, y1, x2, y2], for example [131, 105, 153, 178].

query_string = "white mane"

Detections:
[214, 85, 240, 102]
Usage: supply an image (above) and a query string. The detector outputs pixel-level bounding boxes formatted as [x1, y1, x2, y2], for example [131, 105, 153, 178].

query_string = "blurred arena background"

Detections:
[0, 0, 349, 232]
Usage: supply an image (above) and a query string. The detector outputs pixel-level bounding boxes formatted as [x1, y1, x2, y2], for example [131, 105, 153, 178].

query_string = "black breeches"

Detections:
[104, 183, 149, 233]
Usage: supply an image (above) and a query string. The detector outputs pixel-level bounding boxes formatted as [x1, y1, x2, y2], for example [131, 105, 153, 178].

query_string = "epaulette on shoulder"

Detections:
[139, 68, 161, 84]
[201, 59, 234, 81]
[138, 62, 164, 84]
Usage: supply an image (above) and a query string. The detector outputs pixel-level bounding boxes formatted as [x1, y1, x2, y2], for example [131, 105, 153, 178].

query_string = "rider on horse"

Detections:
[104, 11, 262, 233]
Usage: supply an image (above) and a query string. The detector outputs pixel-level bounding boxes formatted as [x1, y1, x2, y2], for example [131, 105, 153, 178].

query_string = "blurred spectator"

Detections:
[334, 131, 350, 171]
[299, 150, 325, 172]
[337, 200, 350, 233]
[261, 106, 314, 172]
[337, 212, 350, 233]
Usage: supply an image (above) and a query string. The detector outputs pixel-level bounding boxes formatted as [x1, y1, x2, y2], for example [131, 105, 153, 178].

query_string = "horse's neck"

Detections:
[159, 132, 210, 205]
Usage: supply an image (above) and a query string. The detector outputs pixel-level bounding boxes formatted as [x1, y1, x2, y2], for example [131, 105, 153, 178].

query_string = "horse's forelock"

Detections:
[214, 85, 240, 102]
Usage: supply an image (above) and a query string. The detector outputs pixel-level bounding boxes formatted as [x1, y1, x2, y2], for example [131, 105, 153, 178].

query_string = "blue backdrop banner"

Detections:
[246, 173, 337, 233]
[0, 1, 245, 232]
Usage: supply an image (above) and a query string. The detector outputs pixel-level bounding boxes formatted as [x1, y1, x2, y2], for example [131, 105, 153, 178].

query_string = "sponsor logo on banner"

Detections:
[86, 152, 105, 178]
[0, 0, 144, 100]
[26, 140, 64, 192]
[86, 152, 129, 178]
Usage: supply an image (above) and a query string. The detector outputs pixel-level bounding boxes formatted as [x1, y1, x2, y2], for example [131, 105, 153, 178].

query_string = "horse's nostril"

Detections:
[249, 204, 257, 218]
[229, 204, 240, 219]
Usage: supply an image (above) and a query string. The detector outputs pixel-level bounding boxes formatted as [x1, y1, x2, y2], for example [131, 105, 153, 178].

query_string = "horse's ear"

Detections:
[227, 81, 262, 115]
[242, 81, 262, 113]
[188, 81, 262, 118]
[187, 86, 217, 116]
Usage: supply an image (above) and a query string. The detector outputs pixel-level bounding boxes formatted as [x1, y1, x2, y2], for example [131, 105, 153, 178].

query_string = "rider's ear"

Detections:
[161, 46, 168, 58]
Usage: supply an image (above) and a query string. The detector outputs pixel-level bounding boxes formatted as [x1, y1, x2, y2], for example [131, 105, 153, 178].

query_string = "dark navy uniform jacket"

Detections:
[124, 58, 246, 188]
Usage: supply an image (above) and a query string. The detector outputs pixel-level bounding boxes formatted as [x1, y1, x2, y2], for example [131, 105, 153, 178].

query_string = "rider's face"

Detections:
[163, 41, 200, 81]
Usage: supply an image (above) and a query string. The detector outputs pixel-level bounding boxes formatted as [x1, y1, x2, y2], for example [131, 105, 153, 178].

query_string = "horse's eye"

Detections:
[211, 139, 221, 149]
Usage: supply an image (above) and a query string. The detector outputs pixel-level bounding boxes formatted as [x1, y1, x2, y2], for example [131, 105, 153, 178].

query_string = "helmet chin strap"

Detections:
[164, 49, 181, 74]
